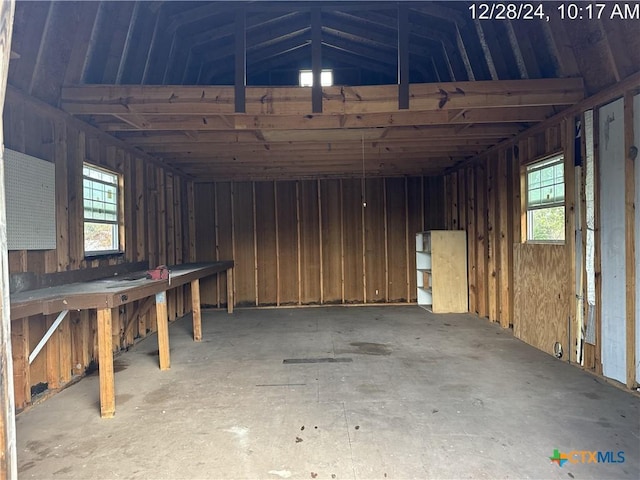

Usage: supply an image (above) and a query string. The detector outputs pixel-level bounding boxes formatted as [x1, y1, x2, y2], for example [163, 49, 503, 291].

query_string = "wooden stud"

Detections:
[155, 291, 170, 371]
[252, 182, 259, 306]
[45, 314, 61, 389]
[487, 156, 498, 323]
[296, 182, 302, 305]
[383, 179, 389, 302]
[226, 267, 234, 314]
[450, 172, 459, 230]
[274, 181, 280, 306]
[230, 182, 237, 304]
[188, 181, 197, 263]
[191, 279, 202, 342]
[11, 319, 30, 410]
[135, 158, 147, 262]
[214, 182, 221, 308]
[498, 151, 510, 328]
[506, 148, 517, 325]
[361, 178, 367, 304]
[340, 179, 345, 303]
[624, 91, 636, 388]
[476, 164, 488, 318]
[97, 307, 115, 418]
[317, 179, 324, 304]
[58, 312, 72, 384]
[564, 118, 577, 363]
[405, 177, 411, 303]
[466, 167, 477, 314]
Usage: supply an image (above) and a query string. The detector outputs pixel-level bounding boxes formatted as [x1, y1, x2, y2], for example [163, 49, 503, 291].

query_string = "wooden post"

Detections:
[191, 279, 202, 341]
[226, 267, 234, 313]
[0, 0, 17, 474]
[96, 308, 115, 418]
[155, 291, 170, 371]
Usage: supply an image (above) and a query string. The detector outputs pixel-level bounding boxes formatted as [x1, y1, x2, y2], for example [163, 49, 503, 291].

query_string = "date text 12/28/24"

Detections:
[469, 3, 639, 21]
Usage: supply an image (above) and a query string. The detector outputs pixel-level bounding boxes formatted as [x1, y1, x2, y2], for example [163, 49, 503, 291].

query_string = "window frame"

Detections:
[299, 69, 333, 87]
[524, 152, 566, 244]
[82, 162, 124, 257]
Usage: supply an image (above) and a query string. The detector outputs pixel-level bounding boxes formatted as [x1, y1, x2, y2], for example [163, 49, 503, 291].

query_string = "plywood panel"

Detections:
[385, 178, 408, 302]
[320, 179, 342, 303]
[255, 182, 277, 305]
[342, 178, 364, 302]
[194, 183, 217, 305]
[233, 182, 256, 306]
[513, 244, 570, 357]
[276, 181, 299, 305]
[299, 180, 321, 304]
[599, 98, 626, 383]
[364, 178, 385, 303]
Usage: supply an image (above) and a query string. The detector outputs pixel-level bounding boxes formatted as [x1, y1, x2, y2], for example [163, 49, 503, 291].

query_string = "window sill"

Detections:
[84, 251, 125, 260]
[525, 240, 565, 245]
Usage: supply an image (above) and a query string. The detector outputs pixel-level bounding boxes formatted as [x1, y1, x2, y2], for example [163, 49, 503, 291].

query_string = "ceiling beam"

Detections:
[61, 79, 582, 118]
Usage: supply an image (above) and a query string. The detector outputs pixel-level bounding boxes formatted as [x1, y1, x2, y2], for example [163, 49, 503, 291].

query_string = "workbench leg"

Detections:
[191, 279, 202, 341]
[97, 308, 115, 418]
[227, 268, 234, 314]
[155, 291, 170, 371]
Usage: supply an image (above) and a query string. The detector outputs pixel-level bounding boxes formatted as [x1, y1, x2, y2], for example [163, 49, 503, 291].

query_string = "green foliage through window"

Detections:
[526, 155, 565, 242]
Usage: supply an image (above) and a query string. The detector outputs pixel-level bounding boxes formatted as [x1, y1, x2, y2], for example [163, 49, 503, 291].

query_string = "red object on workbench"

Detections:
[146, 265, 170, 280]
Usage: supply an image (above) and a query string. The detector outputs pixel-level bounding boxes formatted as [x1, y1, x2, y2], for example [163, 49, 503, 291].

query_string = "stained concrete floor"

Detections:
[16, 306, 640, 480]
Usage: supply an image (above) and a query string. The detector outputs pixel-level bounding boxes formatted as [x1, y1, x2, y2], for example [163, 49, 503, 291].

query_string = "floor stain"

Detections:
[19, 461, 37, 472]
[583, 392, 601, 400]
[350, 342, 392, 355]
[113, 359, 128, 373]
[116, 393, 134, 405]
[53, 466, 73, 476]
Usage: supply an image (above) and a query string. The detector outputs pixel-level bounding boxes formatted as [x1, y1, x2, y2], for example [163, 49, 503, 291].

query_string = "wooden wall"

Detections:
[445, 74, 640, 388]
[194, 176, 445, 307]
[4, 89, 195, 410]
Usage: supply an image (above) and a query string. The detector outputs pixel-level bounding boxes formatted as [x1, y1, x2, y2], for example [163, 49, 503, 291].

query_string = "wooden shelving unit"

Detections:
[416, 230, 468, 313]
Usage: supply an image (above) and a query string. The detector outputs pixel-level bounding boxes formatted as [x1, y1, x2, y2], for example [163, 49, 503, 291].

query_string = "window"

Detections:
[526, 154, 565, 242]
[299, 69, 333, 87]
[83, 163, 121, 254]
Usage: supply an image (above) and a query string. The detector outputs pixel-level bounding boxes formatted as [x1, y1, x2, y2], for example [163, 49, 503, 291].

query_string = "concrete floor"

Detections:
[16, 306, 640, 479]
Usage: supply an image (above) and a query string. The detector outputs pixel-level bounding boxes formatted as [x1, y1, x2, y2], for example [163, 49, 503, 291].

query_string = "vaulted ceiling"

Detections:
[7, 1, 640, 180]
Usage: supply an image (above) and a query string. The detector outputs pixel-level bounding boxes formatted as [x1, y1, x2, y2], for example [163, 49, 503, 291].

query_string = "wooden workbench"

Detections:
[10, 261, 234, 418]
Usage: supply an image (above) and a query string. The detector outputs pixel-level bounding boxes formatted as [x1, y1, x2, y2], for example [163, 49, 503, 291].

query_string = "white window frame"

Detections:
[525, 153, 565, 243]
[299, 69, 333, 87]
[83, 163, 122, 256]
